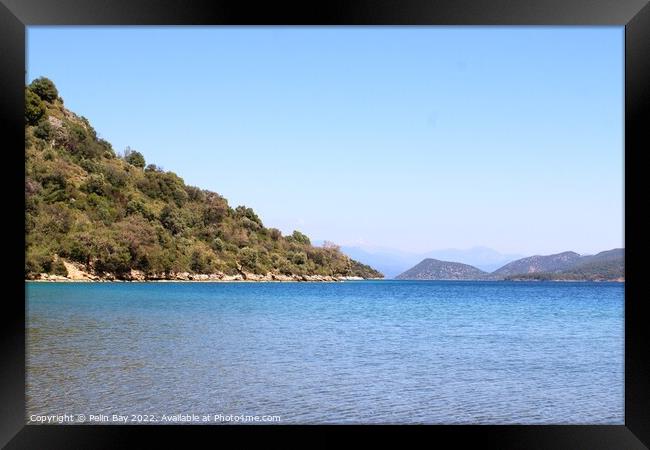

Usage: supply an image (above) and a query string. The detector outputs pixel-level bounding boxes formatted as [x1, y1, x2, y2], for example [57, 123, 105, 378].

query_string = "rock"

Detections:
[28, 263, 365, 283]
[127, 269, 145, 281]
[222, 274, 243, 281]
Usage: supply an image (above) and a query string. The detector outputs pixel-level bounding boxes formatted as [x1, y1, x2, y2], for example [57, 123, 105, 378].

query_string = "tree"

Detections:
[124, 147, 146, 168]
[33, 120, 52, 140]
[25, 88, 46, 125]
[234, 205, 263, 226]
[145, 164, 162, 173]
[203, 194, 229, 225]
[238, 247, 259, 272]
[160, 205, 186, 235]
[291, 230, 311, 245]
[29, 77, 59, 102]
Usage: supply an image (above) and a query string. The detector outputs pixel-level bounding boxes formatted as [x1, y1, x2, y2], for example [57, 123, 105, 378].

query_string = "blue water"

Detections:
[26, 281, 624, 424]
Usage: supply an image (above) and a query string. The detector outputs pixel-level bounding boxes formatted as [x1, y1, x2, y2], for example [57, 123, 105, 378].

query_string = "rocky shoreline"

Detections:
[26, 260, 370, 282]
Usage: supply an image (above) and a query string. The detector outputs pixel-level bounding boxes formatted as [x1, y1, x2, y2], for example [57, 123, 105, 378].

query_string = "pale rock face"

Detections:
[59, 260, 98, 281]
[29, 259, 372, 282]
[128, 270, 146, 281]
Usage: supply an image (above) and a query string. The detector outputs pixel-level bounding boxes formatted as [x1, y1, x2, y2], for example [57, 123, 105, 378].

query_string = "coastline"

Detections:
[25, 277, 623, 283]
[26, 266, 375, 283]
[25, 277, 372, 283]
[25, 260, 381, 283]
[26, 260, 622, 283]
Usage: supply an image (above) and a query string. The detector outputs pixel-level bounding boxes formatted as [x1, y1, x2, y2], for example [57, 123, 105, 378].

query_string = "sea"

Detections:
[26, 280, 624, 424]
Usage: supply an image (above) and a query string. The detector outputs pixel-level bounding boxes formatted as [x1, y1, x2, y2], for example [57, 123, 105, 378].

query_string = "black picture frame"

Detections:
[1, 1, 648, 448]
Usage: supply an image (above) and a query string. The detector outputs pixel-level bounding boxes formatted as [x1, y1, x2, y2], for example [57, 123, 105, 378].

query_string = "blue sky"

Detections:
[27, 27, 624, 255]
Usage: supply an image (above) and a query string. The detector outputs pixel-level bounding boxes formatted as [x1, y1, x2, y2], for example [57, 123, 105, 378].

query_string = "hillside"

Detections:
[24, 77, 383, 281]
[396, 249, 624, 281]
[576, 248, 624, 266]
[504, 249, 624, 281]
[395, 259, 488, 280]
[489, 251, 582, 278]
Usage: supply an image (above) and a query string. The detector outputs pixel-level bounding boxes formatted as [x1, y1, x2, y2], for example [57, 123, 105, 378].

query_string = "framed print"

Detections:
[1, 0, 648, 448]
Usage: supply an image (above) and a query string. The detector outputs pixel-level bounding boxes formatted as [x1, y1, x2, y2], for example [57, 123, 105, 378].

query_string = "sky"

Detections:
[27, 27, 624, 255]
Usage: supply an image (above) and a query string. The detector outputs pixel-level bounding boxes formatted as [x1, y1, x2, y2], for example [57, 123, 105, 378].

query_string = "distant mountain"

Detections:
[317, 243, 523, 278]
[421, 247, 524, 273]
[577, 248, 624, 266]
[490, 251, 582, 278]
[328, 245, 420, 279]
[505, 249, 624, 281]
[395, 259, 488, 280]
[396, 249, 624, 282]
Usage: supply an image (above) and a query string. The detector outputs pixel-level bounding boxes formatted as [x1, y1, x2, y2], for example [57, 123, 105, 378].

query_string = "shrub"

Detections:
[79, 116, 98, 140]
[92, 234, 131, 275]
[290, 230, 311, 245]
[29, 77, 59, 103]
[40, 172, 70, 203]
[114, 216, 159, 270]
[83, 193, 115, 224]
[101, 164, 128, 188]
[25, 129, 34, 150]
[190, 246, 217, 273]
[97, 138, 115, 158]
[235, 206, 263, 226]
[203, 194, 229, 224]
[51, 258, 68, 276]
[25, 248, 53, 275]
[124, 148, 146, 168]
[125, 199, 154, 220]
[66, 232, 95, 265]
[238, 247, 259, 272]
[138, 170, 186, 204]
[269, 228, 282, 241]
[211, 238, 225, 252]
[33, 119, 53, 141]
[25, 88, 46, 125]
[61, 122, 103, 159]
[160, 205, 186, 235]
[145, 164, 163, 173]
[81, 173, 109, 196]
[79, 158, 101, 174]
[185, 185, 205, 202]
[240, 216, 261, 231]
[289, 251, 307, 265]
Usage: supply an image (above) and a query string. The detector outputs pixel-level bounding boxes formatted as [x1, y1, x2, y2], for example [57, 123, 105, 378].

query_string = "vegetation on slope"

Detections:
[504, 252, 624, 281]
[397, 249, 624, 281]
[395, 258, 488, 280]
[25, 78, 382, 280]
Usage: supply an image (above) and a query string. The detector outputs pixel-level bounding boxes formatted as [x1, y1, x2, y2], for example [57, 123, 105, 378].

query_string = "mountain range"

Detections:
[394, 249, 624, 281]
[316, 244, 524, 278]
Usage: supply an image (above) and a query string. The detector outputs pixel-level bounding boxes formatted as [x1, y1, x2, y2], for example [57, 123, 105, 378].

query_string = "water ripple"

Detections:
[26, 281, 624, 424]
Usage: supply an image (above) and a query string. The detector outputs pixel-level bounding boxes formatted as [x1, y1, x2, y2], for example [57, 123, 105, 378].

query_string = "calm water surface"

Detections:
[26, 281, 624, 424]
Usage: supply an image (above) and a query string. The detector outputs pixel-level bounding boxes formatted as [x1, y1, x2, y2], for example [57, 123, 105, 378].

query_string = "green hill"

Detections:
[503, 249, 624, 281]
[489, 251, 581, 278]
[24, 77, 383, 281]
[395, 259, 488, 280]
[395, 249, 624, 282]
